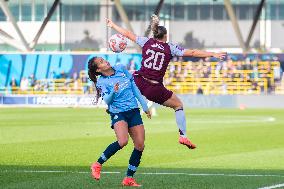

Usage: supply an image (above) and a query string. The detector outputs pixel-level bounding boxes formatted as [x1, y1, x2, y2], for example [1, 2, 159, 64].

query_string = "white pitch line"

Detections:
[139, 172, 284, 178]
[258, 183, 284, 189]
[1, 170, 284, 178]
[95, 118, 276, 125]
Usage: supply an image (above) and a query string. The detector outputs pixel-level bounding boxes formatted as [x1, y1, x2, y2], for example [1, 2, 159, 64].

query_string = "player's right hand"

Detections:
[145, 110, 152, 119]
[106, 18, 114, 28]
[114, 83, 119, 92]
[214, 52, 227, 60]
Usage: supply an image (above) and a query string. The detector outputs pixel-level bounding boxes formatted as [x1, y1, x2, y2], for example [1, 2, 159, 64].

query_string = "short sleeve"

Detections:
[169, 43, 185, 57]
[136, 36, 149, 47]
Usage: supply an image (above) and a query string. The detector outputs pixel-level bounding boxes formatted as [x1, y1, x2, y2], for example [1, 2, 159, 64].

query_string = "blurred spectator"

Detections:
[203, 67, 210, 78]
[80, 72, 89, 94]
[43, 81, 49, 92]
[215, 61, 222, 78]
[169, 62, 175, 78]
[20, 77, 29, 92]
[244, 57, 253, 70]
[72, 72, 79, 92]
[58, 71, 68, 79]
[28, 74, 37, 87]
[274, 63, 282, 82]
[9, 77, 18, 94]
[49, 70, 57, 79]
[252, 61, 258, 79]
[196, 85, 203, 95]
[236, 61, 243, 70]
[181, 63, 191, 81]
[176, 63, 182, 81]
[221, 82, 227, 95]
[34, 81, 41, 91]
[251, 80, 258, 91]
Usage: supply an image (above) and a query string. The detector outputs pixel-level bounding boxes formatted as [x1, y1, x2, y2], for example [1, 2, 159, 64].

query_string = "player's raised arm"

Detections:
[106, 18, 137, 42]
[183, 49, 227, 60]
[169, 43, 227, 60]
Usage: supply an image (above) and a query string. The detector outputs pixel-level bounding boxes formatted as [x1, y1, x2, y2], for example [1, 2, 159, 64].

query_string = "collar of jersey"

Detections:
[101, 66, 116, 78]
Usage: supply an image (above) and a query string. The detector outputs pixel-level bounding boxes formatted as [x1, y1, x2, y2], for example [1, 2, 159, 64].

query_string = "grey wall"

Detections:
[64, 20, 262, 48]
[271, 21, 284, 49]
[169, 21, 260, 48]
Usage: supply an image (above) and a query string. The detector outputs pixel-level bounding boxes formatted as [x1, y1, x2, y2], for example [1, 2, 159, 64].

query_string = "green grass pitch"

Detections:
[0, 108, 284, 189]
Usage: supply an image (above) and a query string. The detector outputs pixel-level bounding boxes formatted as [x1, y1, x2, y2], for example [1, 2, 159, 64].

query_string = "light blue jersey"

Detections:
[96, 65, 148, 114]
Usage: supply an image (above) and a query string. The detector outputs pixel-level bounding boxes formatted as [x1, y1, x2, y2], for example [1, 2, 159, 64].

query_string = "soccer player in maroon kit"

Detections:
[107, 15, 226, 149]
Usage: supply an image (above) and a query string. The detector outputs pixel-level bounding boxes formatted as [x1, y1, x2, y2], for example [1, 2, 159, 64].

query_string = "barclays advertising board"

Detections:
[176, 95, 237, 108]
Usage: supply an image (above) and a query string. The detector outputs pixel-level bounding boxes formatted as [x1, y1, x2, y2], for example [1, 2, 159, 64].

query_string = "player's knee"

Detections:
[118, 138, 128, 148]
[134, 143, 145, 151]
[174, 101, 183, 110]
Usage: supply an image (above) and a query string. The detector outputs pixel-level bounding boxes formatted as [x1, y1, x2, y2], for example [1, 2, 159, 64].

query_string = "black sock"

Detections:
[126, 148, 143, 177]
[97, 141, 121, 165]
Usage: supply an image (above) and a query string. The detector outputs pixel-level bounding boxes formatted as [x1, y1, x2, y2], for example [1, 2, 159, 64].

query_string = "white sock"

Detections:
[175, 108, 187, 138]
[151, 106, 157, 116]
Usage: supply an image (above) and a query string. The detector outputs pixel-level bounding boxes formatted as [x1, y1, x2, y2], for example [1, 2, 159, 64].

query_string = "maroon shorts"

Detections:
[133, 74, 173, 105]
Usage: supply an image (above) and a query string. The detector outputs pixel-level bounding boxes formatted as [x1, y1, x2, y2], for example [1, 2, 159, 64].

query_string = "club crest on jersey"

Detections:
[151, 43, 164, 50]
[114, 115, 118, 119]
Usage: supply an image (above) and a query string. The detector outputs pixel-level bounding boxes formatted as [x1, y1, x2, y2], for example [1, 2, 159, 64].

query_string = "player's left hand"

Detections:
[145, 110, 152, 119]
[106, 18, 114, 28]
[213, 52, 227, 60]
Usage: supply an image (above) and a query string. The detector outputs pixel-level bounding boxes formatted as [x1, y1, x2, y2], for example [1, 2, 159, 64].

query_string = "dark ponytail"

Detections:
[151, 14, 167, 40]
[88, 56, 101, 102]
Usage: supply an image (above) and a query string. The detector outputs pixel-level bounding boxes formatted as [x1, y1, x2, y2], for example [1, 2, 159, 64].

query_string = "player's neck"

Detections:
[102, 68, 115, 77]
[156, 39, 166, 43]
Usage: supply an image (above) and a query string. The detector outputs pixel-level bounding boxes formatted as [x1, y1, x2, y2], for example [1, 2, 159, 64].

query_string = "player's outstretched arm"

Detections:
[183, 49, 227, 60]
[106, 18, 137, 42]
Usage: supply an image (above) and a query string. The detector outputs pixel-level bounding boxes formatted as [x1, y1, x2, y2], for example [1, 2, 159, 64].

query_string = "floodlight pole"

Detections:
[144, 0, 164, 37]
[29, 0, 60, 49]
[0, 29, 27, 51]
[224, 0, 246, 52]
[0, 0, 30, 51]
[113, 0, 140, 52]
[245, 0, 266, 50]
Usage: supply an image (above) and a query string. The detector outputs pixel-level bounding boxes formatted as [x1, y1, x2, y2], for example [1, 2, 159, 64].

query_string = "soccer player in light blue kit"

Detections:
[88, 56, 151, 187]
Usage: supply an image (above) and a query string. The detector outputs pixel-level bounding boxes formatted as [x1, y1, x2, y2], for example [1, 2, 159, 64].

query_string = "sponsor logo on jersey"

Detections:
[151, 43, 164, 50]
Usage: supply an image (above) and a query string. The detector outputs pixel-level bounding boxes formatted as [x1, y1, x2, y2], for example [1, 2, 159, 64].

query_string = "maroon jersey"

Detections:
[135, 37, 185, 83]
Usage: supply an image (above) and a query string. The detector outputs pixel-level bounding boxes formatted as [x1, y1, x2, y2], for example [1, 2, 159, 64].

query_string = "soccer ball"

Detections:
[108, 34, 127, 53]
